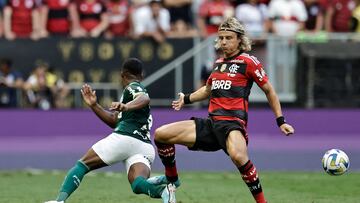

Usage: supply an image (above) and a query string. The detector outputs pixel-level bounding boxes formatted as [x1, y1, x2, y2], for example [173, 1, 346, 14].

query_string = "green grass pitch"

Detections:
[0, 170, 359, 203]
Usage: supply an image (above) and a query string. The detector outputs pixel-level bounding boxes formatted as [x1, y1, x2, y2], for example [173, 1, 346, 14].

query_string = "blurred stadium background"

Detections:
[1, 0, 360, 202]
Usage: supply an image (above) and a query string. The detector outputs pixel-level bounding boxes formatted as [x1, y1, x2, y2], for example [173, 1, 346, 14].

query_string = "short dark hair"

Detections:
[121, 58, 143, 77]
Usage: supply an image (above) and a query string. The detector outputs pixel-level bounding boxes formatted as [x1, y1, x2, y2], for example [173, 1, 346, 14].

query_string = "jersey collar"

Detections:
[224, 51, 242, 61]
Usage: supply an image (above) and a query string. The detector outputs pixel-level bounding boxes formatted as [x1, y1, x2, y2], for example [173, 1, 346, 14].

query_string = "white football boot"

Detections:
[161, 183, 176, 203]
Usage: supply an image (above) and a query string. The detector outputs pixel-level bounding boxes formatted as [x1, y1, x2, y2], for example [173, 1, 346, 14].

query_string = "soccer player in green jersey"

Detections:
[44, 58, 176, 203]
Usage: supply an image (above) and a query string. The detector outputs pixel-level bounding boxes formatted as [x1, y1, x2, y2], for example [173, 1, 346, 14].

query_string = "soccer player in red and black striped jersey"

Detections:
[151, 17, 295, 203]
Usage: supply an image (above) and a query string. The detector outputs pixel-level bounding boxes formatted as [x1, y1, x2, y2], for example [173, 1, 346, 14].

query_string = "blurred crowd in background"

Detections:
[0, 0, 359, 41]
[1, 0, 360, 109]
[0, 58, 69, 109]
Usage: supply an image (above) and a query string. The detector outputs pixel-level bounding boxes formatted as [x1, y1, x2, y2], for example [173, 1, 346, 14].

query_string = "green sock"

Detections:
[131, 176, 165, 198]
[56, 160, 90, 201]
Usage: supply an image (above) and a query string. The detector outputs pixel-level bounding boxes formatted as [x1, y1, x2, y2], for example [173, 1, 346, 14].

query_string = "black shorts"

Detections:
[188, 117, 248, 154]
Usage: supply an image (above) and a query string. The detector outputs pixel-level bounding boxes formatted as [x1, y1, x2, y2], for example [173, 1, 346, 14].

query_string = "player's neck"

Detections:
[123, 78, 140, 87]
[224, 50, 241, 60]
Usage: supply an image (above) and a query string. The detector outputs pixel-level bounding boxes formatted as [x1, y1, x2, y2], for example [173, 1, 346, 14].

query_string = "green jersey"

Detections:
[113, 81, 152, 144]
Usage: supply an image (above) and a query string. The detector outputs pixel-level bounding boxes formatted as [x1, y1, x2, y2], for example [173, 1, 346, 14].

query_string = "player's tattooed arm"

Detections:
[81, 84, 118, 128]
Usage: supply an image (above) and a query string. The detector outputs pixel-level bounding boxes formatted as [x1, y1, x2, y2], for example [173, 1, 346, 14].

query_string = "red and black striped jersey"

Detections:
[78, 0, 106, 32]
[206, 52, 268, 125]
[44, 0, 72, 34]
[7, 0, 37, 36]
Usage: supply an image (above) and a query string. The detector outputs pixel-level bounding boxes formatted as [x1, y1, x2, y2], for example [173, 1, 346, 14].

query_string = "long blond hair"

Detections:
[215, 17, 252, 52]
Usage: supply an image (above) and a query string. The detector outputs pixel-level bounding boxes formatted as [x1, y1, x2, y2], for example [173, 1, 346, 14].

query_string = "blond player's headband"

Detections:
[218, 27, 245, 35]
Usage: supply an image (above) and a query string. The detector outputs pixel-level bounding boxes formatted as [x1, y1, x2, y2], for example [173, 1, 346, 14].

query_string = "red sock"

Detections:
[155, 142, 178, 182]
[254, 193, 267, 203]
[238, 160, 267, 203]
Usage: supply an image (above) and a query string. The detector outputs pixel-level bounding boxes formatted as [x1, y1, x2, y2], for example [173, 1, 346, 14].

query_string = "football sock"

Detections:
[155, 141, 178, 183]
[56, 160, 90, 201]
[238, 160, 267, 203]
[131, 176, 165, 198]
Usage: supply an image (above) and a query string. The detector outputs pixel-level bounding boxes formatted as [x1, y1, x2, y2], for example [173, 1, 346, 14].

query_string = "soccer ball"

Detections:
[322, 149, 350, 176]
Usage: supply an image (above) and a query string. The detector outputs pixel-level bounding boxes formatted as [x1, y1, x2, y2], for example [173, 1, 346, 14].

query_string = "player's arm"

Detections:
[81, 84, 118, 128]
[246, 56, 294, 136]
[187, 85, 211, 103]
[260, 82, 282, 118]
[109, 93, 150, 112]
[172, 85, 211, 111]
[260, 82, 295, 136]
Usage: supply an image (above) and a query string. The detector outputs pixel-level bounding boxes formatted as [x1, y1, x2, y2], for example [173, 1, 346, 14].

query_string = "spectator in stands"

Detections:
[197, 0, 234, 38]
[351, 0, 360, 32]
[131, 0, 149, 7]
[0, 58, 24, 107]
[164, 0, 198, 38]
[104, 0, 130, 38]
[164, 0, 192, 24]
[166, 18, 198, 38]
[303, 0, 324, 32]
[132, 0, 170, 43]
[39, 0, 85, 38]
[3, 0, 41, 40]
[46, 66, 70, 108]
[235, 0, 269, 38]
[75, 0, 109, 37]
[24, 63, 54, 110]
[0, 0, 5, 38]
[268, 0, 308, 36]
[325, 0, 356, 32]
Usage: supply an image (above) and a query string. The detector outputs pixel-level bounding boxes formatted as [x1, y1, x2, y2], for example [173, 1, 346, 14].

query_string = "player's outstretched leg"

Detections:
[45, 160, 90, 202]
[155, 141, 179, 184]
[238, 160, 266, 203]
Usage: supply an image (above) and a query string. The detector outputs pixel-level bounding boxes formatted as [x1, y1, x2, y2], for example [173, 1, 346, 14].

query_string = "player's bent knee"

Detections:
[154, 127, 168, 142]
[229, 151, 248, 166]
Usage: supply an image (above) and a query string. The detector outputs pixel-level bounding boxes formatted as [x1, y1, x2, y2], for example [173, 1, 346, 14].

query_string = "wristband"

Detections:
[183, 94, 192, 104]
[276, 116, 286, 127]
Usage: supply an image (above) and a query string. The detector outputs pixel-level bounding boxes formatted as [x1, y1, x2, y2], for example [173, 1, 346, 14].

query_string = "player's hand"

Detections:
[109, 102, 128, 112]
[81, 84, 97, 107]
[172, 92, 185, 111]
[280, 123, 295, 136]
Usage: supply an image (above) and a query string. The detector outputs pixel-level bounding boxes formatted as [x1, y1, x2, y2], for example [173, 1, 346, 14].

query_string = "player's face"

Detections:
[218, 30, 241, 58]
